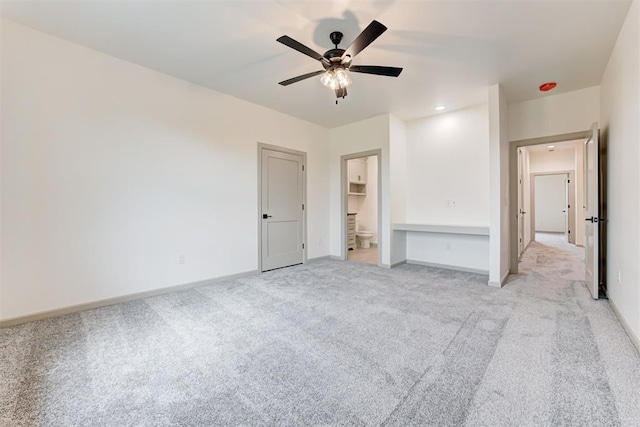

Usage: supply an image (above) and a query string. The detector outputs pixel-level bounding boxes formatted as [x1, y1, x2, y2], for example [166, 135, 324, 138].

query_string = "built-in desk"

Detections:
[392, 223, 490, 274]
[392, 223, 490, 236]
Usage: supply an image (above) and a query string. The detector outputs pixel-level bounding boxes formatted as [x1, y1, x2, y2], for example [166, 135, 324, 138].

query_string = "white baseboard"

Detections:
[608, 296, 640, 355]
[488, 270, 510, 288]
[407, 259, 489, 276]
[0, 269, 257, 328]
[329, 255, 343, 261]
[307, 255, 330, 263]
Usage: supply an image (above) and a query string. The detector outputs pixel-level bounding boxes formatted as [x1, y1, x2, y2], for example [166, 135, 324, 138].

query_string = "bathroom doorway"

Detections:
[342, 151, 381, 266]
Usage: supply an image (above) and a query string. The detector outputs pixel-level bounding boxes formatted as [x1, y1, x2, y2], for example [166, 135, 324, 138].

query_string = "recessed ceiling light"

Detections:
[435, 105, 446, 111]
[548, 145, 555, 149]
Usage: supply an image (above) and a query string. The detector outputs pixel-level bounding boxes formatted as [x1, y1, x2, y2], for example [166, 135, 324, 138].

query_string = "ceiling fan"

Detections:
[277, 20, 403, 103]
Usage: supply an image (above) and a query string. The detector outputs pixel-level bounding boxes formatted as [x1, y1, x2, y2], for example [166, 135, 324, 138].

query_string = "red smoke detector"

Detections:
[539, 82, 557, 92]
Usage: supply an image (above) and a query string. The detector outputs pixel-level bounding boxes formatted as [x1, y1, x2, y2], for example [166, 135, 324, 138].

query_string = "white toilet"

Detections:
[355, 220, 374, 249]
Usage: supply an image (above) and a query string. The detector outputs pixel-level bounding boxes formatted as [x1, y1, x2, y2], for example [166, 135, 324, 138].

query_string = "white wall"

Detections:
[329, 115, 390, 264]
[600, 0, 640, 348]
[360, 156, 378, 243]
[1, 20, 330, 320]
[574, 143, 585, 246]
[522, 148, 532, 248]
[346, 156, 378, 244]
[534, 174, 567, 232]
[406, 104, 490, 224]
[529, 148, 574, 173]
[509, 86, 600, 141]
[389, 115, 407, 265]
[489, 84, 510, 285]
[405, 104, 490, 272]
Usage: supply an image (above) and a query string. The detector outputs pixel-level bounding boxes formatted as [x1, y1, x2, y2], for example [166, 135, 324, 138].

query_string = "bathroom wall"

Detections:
[358, 156, 378, 243]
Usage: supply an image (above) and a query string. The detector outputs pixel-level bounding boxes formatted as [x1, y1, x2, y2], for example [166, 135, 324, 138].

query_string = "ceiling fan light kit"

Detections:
[277, 20, 403, 104]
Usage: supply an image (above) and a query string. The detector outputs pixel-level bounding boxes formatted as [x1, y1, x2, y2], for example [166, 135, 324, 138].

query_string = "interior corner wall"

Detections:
[329, 115, 391, 265]
[489, 84, 510, 286]
[508, 86, 600, 142]
[389, 114, 407, 265]
[405, 104, 490, 272]
[599, 0, 640, 348]
[1, 20, 331, 320]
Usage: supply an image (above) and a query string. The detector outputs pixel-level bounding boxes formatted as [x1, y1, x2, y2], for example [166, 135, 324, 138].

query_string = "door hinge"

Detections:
[302, 243, 305, 249]
[302, 204, 305, 210]
[302, 164, 305, 171]
[568, 204, 571, 208]
[568, 179, 570, 183]
[568, 230, 571, 234]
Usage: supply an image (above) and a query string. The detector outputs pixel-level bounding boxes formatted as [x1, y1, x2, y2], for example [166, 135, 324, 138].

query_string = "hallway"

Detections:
[519, 232, 585, 282]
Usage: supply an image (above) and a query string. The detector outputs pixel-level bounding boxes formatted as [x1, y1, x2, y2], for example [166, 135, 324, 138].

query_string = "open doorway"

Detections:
[532, 172, 574, 244]
[341, 150, 381, 266]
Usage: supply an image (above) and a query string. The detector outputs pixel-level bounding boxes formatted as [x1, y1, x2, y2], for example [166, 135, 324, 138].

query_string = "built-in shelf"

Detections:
[393, 223, 490, 236]
[348, 182, 366, 196]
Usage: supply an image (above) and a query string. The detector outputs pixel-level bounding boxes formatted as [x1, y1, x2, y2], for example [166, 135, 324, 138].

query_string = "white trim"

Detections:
[0, 270, 257, 328]
[307, 255, 330, 263]
[608, 297, 640, 355]
[407, 259, 489, 275]
[488, 270, 510, 287]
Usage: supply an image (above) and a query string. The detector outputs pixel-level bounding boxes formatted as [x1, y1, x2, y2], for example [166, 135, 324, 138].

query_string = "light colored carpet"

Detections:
[1, 234, 639, 426]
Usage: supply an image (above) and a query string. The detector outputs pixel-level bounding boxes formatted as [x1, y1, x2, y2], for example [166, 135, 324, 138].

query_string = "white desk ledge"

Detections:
[393, 223, 490, 236]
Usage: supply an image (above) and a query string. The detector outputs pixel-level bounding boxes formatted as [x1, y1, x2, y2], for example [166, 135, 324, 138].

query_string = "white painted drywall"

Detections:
[534, 175, 567, 233]
[404, 104, 490, 271]
[406, 104, 490, 225]
[406, 233, 489, 274]
[522, 148, 532, 248]
[1, 20, 330, 320]
[347, 156, 378, 244]
[574, 142, 585, 247]
[529, 149, 574, 173]
[509, 86, 600, 141]
[389, 115, 407, 265]
[489, 84, 510, 286]
[329, 115, 390, 265]
[599, 0, 640, 347]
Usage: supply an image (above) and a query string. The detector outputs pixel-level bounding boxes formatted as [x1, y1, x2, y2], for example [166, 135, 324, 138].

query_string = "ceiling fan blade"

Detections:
[349, 65, 403, 77]
[342, 20, 387, 61]
[278, 70, 325, 86]
[277, 36, 326, 63]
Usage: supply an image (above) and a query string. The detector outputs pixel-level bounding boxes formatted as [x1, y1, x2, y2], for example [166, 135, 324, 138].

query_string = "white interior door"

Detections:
[260, 148, 304, 271]
[584, 123, 600, 299]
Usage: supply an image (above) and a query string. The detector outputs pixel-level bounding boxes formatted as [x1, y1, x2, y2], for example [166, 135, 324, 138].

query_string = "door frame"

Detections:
[530, 171, 574, 240]
[509, 130, 590, 274]
[257, 142, 307, 273]
[340, 149, 382, 266]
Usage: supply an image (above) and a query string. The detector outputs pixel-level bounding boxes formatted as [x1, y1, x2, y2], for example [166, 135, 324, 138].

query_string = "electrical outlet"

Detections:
[178, 254, 186, 264]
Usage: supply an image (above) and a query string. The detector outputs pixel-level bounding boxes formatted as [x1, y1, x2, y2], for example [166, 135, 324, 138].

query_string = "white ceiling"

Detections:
[1, 0, 632, 128]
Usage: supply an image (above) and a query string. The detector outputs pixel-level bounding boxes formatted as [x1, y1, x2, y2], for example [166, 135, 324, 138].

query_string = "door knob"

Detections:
[262, 214, 273, 219]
